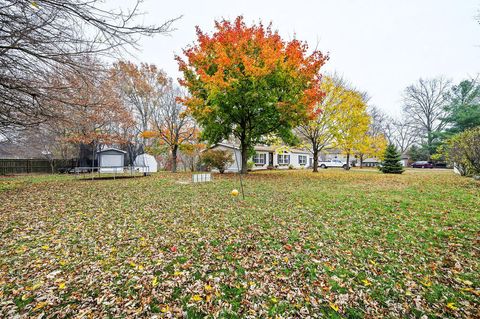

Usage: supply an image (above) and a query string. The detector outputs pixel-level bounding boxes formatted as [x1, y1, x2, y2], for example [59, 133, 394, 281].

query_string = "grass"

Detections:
[0, 169, 478, 318]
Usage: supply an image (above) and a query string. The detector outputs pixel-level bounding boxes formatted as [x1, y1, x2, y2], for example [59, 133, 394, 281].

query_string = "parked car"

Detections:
[319, 159, 348, 169]
[411, 161, 434, 168]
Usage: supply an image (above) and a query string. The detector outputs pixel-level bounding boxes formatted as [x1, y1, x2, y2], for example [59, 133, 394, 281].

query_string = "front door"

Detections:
[269, 152, 274, 166]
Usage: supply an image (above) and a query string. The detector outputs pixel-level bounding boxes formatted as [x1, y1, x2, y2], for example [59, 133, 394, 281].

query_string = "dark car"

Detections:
[411, 161, 434, 168]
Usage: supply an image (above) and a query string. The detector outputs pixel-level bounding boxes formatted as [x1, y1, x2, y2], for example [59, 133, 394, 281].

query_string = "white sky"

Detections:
[123, 0, 480, 117]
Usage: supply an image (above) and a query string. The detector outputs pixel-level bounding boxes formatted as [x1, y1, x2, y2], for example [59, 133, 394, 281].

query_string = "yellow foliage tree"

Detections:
[332, 89, 370, 169]
[297, 76, 349, 172]
[355, 134, 388, 167]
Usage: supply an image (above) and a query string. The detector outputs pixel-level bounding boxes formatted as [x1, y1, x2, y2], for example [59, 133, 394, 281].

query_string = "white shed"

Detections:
[134, 153, 158, 173]
[97, 148, 126, 173]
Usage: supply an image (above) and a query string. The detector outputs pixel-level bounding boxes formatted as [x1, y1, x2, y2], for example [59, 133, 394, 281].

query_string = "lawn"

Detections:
[0, 169, 478, 318]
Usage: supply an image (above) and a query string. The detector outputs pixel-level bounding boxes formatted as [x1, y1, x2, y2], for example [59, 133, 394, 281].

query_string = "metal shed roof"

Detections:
[96, 148, 127, 154]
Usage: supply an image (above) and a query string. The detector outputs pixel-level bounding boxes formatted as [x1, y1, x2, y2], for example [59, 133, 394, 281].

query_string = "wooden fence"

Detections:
[0, 159, 76, 175]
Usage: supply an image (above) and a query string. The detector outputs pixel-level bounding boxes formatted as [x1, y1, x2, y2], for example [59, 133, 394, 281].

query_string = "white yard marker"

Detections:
[192, 173, 212, 183]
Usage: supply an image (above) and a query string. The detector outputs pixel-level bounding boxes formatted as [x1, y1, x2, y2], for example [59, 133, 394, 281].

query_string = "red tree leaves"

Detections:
[176, 16, 328, 120]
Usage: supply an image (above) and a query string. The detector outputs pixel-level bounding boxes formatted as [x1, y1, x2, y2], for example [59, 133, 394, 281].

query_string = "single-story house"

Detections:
[362, 157, 381, 167]
[210, 143, 311, 172]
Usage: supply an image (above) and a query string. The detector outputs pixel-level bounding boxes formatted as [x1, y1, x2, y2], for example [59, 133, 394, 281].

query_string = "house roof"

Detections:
[97, 148, 127, 154]
[254, 145, 310, 154]
[363, 157, 381, 163]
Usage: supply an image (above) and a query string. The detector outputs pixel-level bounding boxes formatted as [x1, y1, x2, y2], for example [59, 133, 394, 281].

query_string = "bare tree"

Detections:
[367, 105, 389, 136]
[402, 77, 451, 155]
[385, 117, 419, 154]
[0, 0, 179, 136]
[153, 84, 197, 173]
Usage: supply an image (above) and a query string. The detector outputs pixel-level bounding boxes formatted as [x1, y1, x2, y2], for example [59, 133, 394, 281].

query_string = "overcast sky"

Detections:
[123, 0, 480, 117]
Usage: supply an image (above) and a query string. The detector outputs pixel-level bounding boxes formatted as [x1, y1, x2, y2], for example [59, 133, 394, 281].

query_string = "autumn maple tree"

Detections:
[150, 85, 197, 173]
[110, 61, 169, 162]
[138, 84, 197, 173]
[50, 62, 134, 165]
[111, 61, 168, 142]
[176, 16, 328, 173]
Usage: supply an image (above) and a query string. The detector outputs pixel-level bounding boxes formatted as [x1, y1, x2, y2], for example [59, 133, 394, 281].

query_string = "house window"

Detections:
[277, 154, 290, 165]
[298, 155, 307, 165]
[253, 153, 266, 165]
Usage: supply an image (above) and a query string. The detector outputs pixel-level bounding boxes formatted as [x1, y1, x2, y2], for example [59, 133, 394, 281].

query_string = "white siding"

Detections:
[99, 154, 123, 173]
[274, 152, 310, 169]
[210, 145, 311, 172]
[252, 151, 269, 170]
[209, 145, 242, 172]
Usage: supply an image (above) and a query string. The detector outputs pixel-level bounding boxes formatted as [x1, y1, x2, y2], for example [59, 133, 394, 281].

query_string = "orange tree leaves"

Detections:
[49, 63, 135, 146]
[176, 16, 328, 173]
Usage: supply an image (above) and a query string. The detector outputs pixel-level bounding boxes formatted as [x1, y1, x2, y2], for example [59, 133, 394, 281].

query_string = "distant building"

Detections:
[209, 143, 311, 172]
[400, 153, 410, 167]
[97, 148, 126, 173]
[363, 157, 381, 167]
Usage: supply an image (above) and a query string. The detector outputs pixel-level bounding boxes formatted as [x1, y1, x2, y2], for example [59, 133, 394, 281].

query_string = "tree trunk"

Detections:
[240, 140, 248, 174]
[171, 144, 178, 173]
[360, 154, 364, 168]
[312, 148, 319, 172]
[346, 153, 350, 170]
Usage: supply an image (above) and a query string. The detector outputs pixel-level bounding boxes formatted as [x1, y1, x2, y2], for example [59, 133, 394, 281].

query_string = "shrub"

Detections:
[247, 160, 254, 171]
[444, 127, 480, 177]
[201, 149, 234, 174]
[379, 144, 404, 174]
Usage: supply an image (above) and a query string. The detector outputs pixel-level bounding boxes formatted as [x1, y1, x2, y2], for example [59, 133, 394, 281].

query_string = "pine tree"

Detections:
[380, 144, 404, 174]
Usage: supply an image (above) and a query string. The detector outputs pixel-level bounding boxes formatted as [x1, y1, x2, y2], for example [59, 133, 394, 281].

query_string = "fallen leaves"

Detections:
[329, 301, 339, 312]
[33, 301, 48, 311]
[446, 302, 458, 310]
[420, 277, 432, 287]
[0, 170, 478, 317]
[152, 276, 158, 287]
[204, 284, 213, 292]
[361, 279, 372, 286]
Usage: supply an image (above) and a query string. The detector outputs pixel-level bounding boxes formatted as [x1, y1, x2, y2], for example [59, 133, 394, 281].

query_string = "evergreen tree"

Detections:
[380, 144, 404, 174]
[442, 79, 480, 137]
[408, 144, 430, 161]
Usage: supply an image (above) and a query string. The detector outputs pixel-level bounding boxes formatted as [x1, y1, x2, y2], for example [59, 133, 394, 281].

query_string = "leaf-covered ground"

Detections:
[0, 169, 479, 318]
